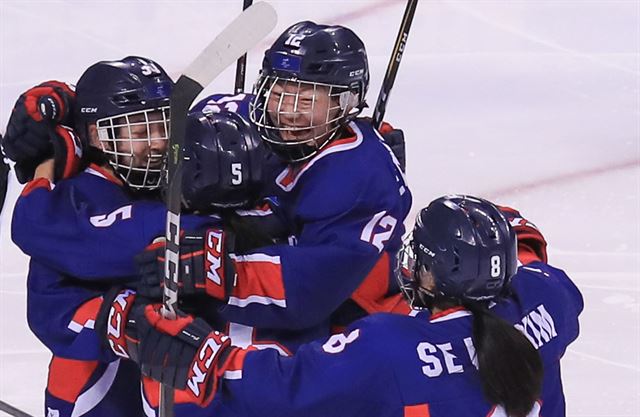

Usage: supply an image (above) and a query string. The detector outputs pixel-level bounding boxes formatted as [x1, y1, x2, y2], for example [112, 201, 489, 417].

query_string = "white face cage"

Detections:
[396, 237, 435, 310]
[96, 106, 170, 190]
[249, 75, 361, 162]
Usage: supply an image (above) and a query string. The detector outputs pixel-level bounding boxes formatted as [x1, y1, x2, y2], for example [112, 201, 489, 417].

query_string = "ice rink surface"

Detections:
[0, 0, 638, 415]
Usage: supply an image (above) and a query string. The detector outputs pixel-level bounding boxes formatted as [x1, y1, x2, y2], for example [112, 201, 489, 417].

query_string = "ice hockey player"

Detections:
[168, 20, 413, 341]
[6, 20, 412, 415]
[2, 57, 237, 417]
[135, 195, 583, 417]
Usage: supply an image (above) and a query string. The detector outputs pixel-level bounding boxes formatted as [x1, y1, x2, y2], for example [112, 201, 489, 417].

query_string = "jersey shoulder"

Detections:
[274, 120, 409, 218]
[190, 93, 254, 119]
[510, 262, 583, 316]
[496, 262, 583, 358]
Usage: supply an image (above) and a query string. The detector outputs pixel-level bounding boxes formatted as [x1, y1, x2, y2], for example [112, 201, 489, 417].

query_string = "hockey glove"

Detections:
[228, 200, 291, 252]
[135, 304, 232, 407]
[135, 228, 236, 301]
[2, 81, 80, 183]
[378, 123, 406, 173]
[95, 287, 144, 362]
[498, 206, 548, 264]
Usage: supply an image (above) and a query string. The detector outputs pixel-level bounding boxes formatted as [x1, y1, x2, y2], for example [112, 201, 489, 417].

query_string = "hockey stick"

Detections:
[0, 399, 34, 417]
[160, 3, 277, 416]
[234, 0, 254, 94]
[371, 0, 418, 129]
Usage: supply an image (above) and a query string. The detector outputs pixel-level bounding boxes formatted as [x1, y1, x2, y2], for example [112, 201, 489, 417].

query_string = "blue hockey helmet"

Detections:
[182, 111, 266, 211]
[397, 195, 518, 309]
[74, 56, 173, 190]
[249, 21, 369, 162]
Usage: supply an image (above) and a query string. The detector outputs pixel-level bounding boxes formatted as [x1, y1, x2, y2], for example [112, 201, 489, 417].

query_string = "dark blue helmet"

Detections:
[74, 56, 173, 190]
[182, 111, 266, 211]
[249, 21, 369, 163]
[398, 195, 518, 309]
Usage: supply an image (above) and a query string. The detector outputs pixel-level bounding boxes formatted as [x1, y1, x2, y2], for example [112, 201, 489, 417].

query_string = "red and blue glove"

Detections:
[135, 304, 232, 407]
[498, 206, 548, 264]
[1, 81, 82, 183]
[135, 229, 236, 301]
[95, 287, 144, 362]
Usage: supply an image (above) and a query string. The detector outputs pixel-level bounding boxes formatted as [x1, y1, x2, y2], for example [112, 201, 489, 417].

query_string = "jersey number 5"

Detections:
[90, 205, 133, 227]
[360, 210, 397, 253]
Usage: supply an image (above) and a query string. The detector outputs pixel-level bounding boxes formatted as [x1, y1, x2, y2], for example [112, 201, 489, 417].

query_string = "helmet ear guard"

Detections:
[338, 90, 361, 114]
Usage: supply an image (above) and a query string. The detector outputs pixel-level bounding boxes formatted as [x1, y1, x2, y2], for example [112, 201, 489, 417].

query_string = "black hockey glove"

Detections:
[227, 200, 292, 252]
[380, 127, 406, 173]
[135, 229, 236, 301]
[2, 81, 81, 183]
[498, 205, 548, 264]
[135, 304, 232, 407]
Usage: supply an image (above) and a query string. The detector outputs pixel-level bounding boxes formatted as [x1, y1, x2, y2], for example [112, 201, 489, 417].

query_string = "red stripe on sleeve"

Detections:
[404, 403, 430, 417]
[232, 256, 285, 301]
[351, 253, 411, 315]
[71, 296, 102, 326]
[47, 356, 99, 402]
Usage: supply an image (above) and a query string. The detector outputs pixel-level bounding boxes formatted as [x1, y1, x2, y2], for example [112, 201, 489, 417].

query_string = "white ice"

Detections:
[1, 1, 638, 415]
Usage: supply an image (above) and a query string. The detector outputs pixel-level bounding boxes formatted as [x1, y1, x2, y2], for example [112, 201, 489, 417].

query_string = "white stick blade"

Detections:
[184, 1, 278, 87]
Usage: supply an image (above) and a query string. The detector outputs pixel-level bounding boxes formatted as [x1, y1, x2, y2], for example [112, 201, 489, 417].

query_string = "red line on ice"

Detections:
[485, 158, 640, 199]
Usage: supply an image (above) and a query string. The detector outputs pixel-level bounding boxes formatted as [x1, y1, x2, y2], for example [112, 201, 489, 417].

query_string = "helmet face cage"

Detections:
[395, 237, 436, 310]
[96, 106, 170, 190]
[250, 74, 362, 162]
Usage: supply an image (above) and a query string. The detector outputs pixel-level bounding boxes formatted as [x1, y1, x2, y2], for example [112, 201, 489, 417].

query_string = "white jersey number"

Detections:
[360, 210, 397, 252]
[90, 205, 132, 227]
[201, 94, 246, 114]
[322, 329, 360, 354]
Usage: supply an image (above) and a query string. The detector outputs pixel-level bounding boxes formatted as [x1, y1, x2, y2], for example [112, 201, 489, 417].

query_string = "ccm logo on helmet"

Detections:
[81, 107, 98, 113]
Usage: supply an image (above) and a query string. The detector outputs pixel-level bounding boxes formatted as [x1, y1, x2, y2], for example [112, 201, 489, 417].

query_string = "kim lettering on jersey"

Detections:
[514, 304, 558, 348]
[417, 304, 558, 378]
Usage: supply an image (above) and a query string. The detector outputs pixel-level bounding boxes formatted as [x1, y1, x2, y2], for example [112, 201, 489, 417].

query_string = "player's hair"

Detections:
[401, 195, 544, 415]
[462, 300, 543, 417]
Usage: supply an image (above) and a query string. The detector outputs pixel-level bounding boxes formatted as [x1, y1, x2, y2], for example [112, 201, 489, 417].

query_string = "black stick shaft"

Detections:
[234, 0, 254, 94]
[0, 400, 34, 417]
[372, 0, 418, 129]
[160, 75, 204, 417]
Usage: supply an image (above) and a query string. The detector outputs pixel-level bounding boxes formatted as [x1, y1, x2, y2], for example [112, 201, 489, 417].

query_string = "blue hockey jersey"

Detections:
[12, 164, 217, 360]
[15, 95, 412, 361]
[207, 261, 583, 417]
[193, 94, 413, 339]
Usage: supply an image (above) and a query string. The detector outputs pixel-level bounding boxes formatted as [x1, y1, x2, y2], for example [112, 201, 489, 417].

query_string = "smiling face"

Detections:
[110, 110, 168, 169]
[91, 106, 170, 189]
[250, 74, 356, 162]
[266, 80, 341, 146]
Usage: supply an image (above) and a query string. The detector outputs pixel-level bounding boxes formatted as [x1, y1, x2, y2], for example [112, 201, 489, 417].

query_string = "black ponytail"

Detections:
[463, 301, 543, 417]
